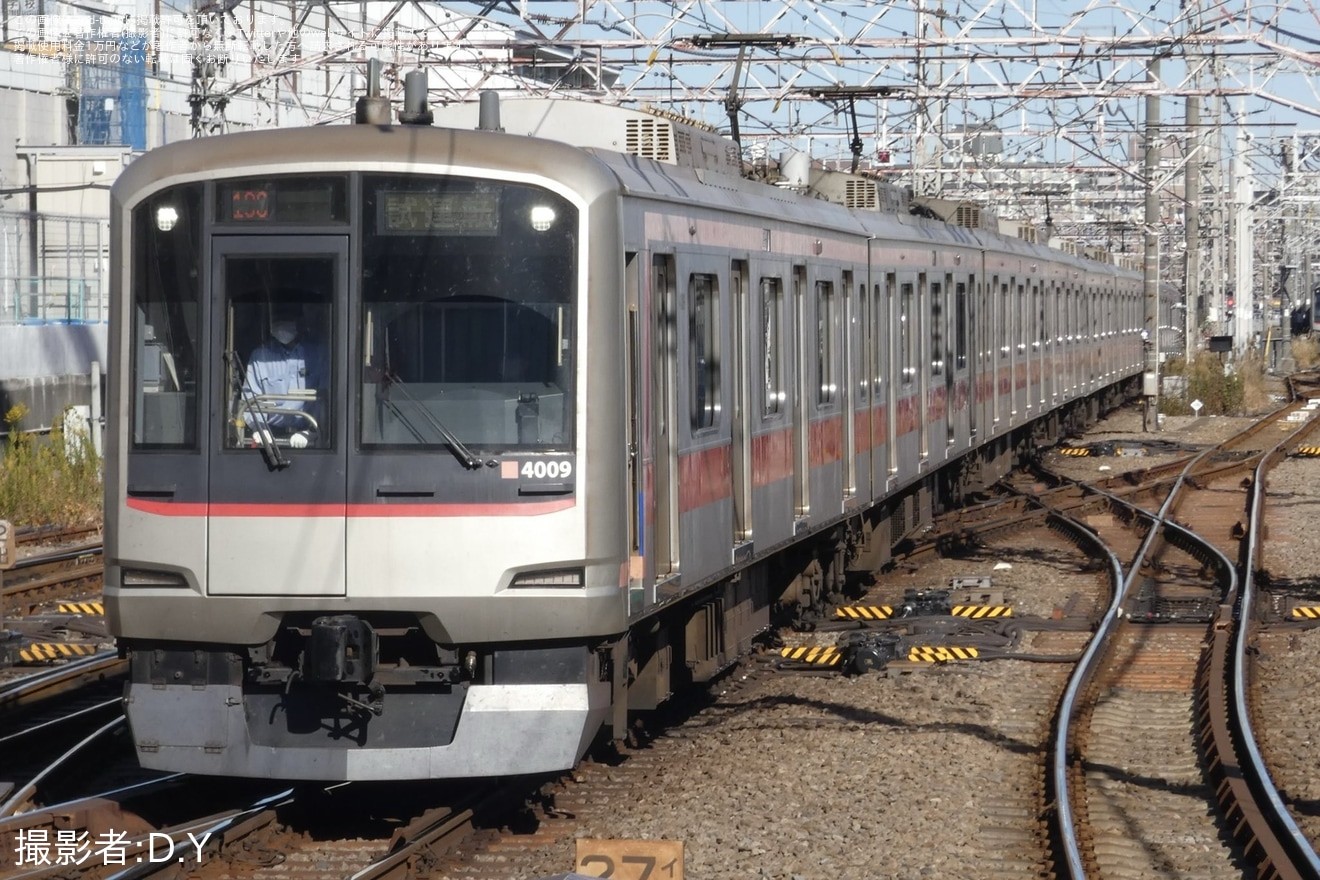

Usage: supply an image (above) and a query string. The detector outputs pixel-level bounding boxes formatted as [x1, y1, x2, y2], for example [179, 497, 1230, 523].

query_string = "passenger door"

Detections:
[731, 260, 753, 554]
[652, 254, 679, 580]
[207, 236, 348, 596]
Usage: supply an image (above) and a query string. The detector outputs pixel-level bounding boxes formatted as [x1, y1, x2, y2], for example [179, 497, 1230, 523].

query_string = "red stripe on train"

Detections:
[678, 444, 732, 513]
[853, 409, 873, 453]
[926, 385, 948, 423]
[808, 415, 842, 468]
[752, 428, 793, 487]
[125, 498, 576, 517]
[870, 404, 887, 439]
[896, 397, 918, 436]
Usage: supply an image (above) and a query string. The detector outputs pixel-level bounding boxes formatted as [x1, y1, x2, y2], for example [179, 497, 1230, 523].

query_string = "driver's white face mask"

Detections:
[272, 322, 297, 346]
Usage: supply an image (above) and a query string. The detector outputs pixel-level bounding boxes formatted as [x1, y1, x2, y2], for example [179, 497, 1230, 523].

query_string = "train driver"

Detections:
[243, 302, 326, 448]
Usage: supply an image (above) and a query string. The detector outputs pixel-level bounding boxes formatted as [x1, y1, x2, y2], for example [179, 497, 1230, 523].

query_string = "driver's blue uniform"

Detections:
[243, 339, 324, 433]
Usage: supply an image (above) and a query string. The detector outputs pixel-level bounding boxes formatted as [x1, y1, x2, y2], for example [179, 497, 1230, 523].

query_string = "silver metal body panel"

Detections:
[125, 680, 610, 780]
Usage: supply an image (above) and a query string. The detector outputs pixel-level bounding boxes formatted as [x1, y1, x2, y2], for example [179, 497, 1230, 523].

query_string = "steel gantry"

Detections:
[24, 0, 1313, 353]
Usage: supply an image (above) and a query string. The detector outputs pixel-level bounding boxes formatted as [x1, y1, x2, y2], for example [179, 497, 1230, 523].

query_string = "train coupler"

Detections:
[303, 615, 379, 685]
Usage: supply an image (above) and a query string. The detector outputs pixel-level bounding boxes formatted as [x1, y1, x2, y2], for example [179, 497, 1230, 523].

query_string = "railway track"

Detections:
[0, 654, 138, 816]
[1044, 392, 1320, 880]
[10, 395, 1320, 877]
[1071, 624, 1238, 876]
[1237, 372, 1320, 870]
[1, 527, 107, 672]
[2, 540, 103, 619]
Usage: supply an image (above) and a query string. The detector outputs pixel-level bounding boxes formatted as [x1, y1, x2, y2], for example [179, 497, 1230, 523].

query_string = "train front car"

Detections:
[105, 124, 629, 780]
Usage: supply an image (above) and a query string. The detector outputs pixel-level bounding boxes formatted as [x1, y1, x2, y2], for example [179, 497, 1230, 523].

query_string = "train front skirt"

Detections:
[123, 678, 611, 779]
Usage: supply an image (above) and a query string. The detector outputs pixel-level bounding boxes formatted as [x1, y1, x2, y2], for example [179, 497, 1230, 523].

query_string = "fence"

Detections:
[0, 211, 108, 325]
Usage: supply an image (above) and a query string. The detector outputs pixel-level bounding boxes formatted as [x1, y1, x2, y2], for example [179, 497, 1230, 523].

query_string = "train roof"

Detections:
[431, 98, 1133, 275]
[430, 98, 744, 177]
[431, 97, 911, 213]
[429, 98, 984, 246]
[113, 96, 1134, 278]
[111, 120, 623, 210]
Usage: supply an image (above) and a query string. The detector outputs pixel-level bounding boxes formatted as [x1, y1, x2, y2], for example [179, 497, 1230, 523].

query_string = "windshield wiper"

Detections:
[379, 373, 484, 470]
[226, 349, 288, 470]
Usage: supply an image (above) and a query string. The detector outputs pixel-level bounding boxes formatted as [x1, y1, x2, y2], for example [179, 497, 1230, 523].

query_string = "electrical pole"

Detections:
[913, 0, 945, 198]
[1233, 121, 1254, 355]
[1185, 94, 1200, 363]
[1144, 57, 1161, 431]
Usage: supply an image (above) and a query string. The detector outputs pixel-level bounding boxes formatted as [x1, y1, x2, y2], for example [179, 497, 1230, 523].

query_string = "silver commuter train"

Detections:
[106, 92, 1143, 780]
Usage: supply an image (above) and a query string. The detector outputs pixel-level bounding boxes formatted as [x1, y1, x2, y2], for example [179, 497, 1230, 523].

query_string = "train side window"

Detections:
[955, 280, 968, 370]
[817, 280, 838, 405]
[900, 282, 914, 385]
[856, 282, 868, 403]
[690, 273, 720, 431]
[761, 277, 784, 416]
[1065, 287, 1073, 344]
[873, 281, 886, 398]
[1034, 284, 1044, 350]
[1000, 281, 1010, 355]
[930, 280, 944, 376]
[130, 183, 202, 449]
[1017, 283, 1026, 352]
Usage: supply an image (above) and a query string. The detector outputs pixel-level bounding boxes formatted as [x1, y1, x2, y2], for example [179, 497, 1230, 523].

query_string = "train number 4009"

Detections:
[522, 460, 573, 480]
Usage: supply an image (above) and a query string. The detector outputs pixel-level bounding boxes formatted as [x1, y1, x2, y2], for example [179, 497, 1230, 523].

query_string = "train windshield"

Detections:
[359, 175, 577, 452]
[129, 183, 203, 449]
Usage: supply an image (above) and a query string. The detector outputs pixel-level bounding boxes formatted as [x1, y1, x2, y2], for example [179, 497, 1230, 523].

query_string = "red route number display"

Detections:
[230, 188, 271, 222]
[215, 177, 346, 225]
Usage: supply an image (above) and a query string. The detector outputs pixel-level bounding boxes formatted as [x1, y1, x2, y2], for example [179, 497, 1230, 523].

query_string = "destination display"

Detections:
[380, 189, 500, 235]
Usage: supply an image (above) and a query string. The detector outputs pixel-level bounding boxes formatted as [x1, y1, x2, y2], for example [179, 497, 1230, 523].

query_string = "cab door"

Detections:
[207, 236, 348, 596]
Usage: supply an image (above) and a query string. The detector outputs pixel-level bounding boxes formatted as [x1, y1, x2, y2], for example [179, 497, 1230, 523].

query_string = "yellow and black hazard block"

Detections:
[1291, 606, 1320, 620]
[57, 602, 104, 615]
[1059, 446, 1091, 457]
[951, 605, 1012, 619]
[907, 645, 980, 663]
[18, 643, 99, 664]
[835, 605, 894, 621]
[1295, 446, 1320, 458]
[779, 645, 843, 666]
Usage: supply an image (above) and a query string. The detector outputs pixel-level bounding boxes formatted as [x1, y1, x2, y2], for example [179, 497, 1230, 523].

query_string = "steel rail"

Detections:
[0, 653, 126, 709]
[0, 715, 126, 817]
[1234, 438, 1320, 877]
[0, 697, 122, 747]
[102, 788, 299, 880]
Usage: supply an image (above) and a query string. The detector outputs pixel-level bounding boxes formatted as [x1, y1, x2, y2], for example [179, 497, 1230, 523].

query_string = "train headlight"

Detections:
[155, 206, 178, 232]
[529, 205, 556, 232]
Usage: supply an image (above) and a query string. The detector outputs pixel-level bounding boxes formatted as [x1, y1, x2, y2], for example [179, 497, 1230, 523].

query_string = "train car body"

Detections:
[106, 96, 1142, 780]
